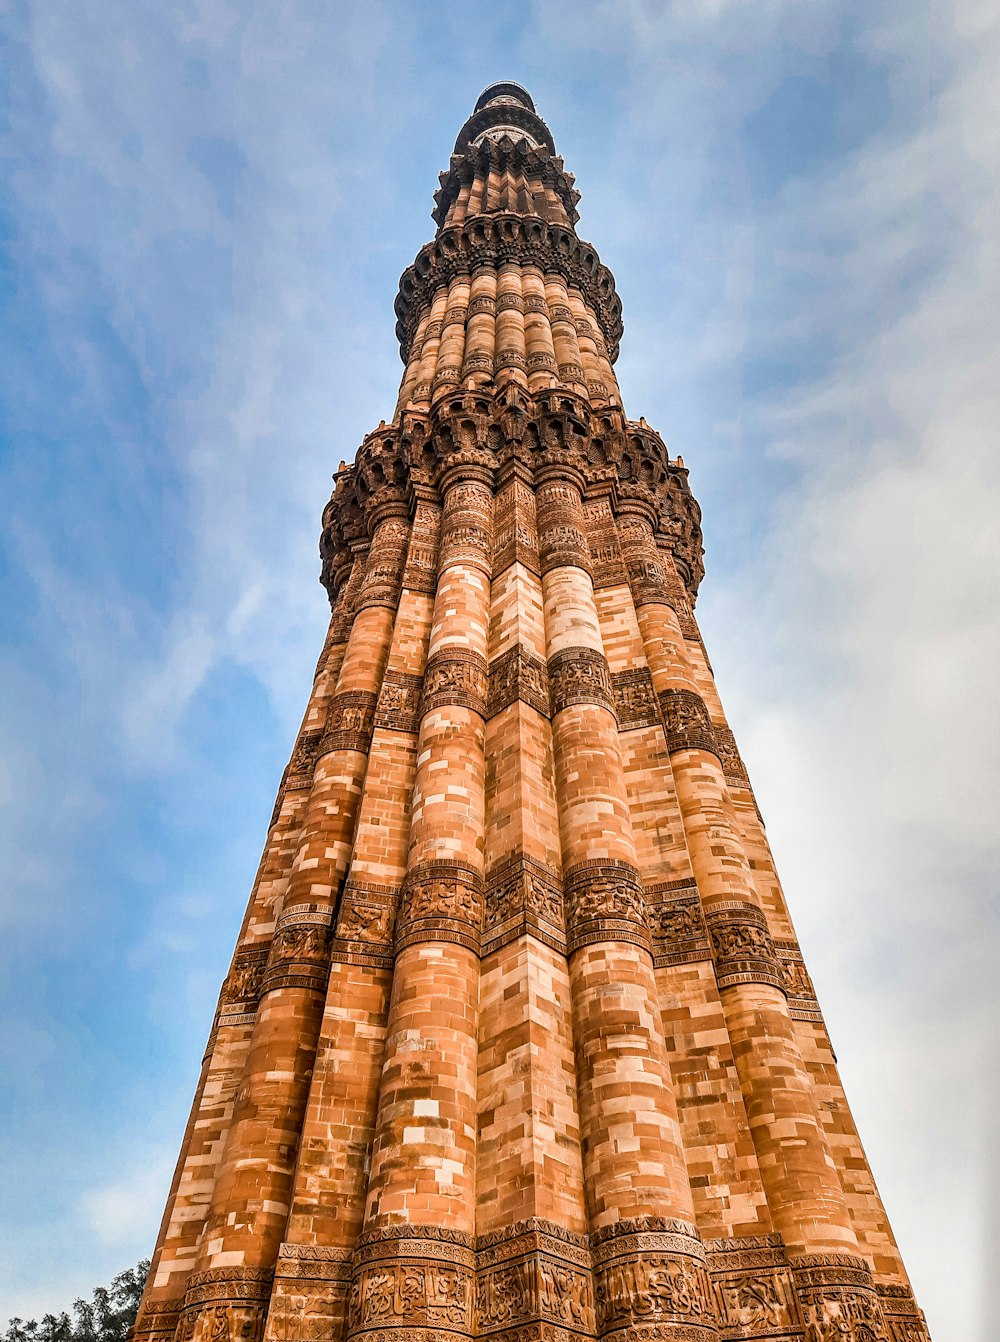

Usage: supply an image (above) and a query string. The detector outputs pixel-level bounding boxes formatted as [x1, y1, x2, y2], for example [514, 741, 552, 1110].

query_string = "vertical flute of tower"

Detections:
[614, 506, 870, 1255]
[264, 473, 443, 1339]
[534, 453, 718, 1338]
[345, 449, 494, 1342]
[178, 506, 407, 1335]
[136, 552, 365, 1333]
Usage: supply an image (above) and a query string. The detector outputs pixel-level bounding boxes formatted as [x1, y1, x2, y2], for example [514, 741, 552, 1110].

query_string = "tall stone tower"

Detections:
[134, 85, 930, 1342]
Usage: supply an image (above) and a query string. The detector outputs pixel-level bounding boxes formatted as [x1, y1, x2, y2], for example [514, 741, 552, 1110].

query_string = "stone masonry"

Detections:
[133, 83, 931, 1342]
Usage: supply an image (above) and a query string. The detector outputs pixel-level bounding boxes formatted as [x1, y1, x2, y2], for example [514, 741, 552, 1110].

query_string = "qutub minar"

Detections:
[134, 85, 930, 1342]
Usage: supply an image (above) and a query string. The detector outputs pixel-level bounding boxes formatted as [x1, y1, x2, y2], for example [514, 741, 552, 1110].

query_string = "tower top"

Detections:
[454, 82, 556, 156]
[473, 81, 536, 114]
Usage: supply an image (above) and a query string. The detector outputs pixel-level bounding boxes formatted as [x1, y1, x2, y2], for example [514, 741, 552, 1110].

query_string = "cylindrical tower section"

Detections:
[346, 453, 493, 1342]
[535, 461, 716, 1341]
[616, 503, 861, 1262]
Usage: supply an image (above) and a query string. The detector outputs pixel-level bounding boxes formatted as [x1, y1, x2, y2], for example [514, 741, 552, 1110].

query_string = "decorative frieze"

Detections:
[774, 939, 823, 1023]
[375, 671, 424, 734]
[396, 859, 484, 953]
[402, 502, 441, 595]
[487, 644, 551, 719]
[262, 906, 332, 995]
[548, 646, 615, 718]
[222, 946, 269, 1006]
[331, 877, 398, 969]
[347, 1226, 476, 1340]
[789, 1253, 890, 1342]
[645, 883, 711, 968]
[705, 902, 783, 992]
[285, 728, 325, 790]
[356, 518, 410, 610]
[492, 477, 540, 575]
[658, 687, 720, 759]
[421, 649, 489, 719]
[590, 1219, 715, 1340]
[320, 690, 379, 756]
[564, 859, 648, 954]
[877, 1284, 932, 1342]
[611, 667, 659, 731]
[439, 478, 494, 569]
[714, 724, 750, 790]
[536, 480, 592, 575]
[706, 1234, 800, 1339]
[475, 1219, 594, 1339]
[483, 852, 564, 955]
[132, 1298, 182, 1342]
[585, 496, 628, 589]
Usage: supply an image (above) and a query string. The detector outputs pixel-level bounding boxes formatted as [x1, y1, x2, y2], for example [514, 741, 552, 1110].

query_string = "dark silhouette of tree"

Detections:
[4, 1261, 148, 1342]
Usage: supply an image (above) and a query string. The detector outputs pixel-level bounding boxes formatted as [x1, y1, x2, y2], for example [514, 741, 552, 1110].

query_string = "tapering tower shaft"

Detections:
[134, 82, 931, 1342]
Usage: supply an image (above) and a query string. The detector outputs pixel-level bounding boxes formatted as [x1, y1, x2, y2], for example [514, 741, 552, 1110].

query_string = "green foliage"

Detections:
[4, 1261, 149, 1342]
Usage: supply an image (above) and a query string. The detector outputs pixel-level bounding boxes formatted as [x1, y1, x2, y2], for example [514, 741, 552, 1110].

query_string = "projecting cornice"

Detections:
[395, 215, 623, 364]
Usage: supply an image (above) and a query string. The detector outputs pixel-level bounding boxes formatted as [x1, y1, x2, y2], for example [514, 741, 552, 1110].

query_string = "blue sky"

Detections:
[2, 4, 997, 1338]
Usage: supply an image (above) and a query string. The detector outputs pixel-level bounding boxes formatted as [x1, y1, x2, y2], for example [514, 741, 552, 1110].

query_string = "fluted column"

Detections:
[264, 496, 442, 1341]
[181, 505, 409, 1336]
[535, 464, 716, 1341]
[615, 503, 892, 1329]
[134, 568, 363, 1340]
[346, 461, 492, 1342]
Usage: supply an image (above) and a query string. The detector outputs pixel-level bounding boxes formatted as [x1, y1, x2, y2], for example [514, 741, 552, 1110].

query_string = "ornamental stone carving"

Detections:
[658, 687, 719, 758]
[375, 670, 424, 734]
[320, 690, 379, 756]
[790, 1254, 890, 1342]
[483, 852, 564, 955]
[488, 644, 551, 719]
[421, 649, 489, 719]
[347, 1228, 476, 1340]
[564, 860, 648, 953]
[223, 947, 269, 1005]
[611, 667, 659, 732]
[646, 886, 712, 968]
[262, 907, 332, 995]
[397, 860, 484, 953]
[591, 1220, 715, 1339]
[548, 646, 615, 717]
[705, 902, 783, 993]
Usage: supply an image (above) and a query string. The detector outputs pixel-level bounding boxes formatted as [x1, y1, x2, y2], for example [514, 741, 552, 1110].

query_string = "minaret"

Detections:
[133, 83, 931, 1342]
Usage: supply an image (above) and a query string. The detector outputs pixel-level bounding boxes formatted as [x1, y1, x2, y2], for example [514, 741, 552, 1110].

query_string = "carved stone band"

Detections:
[483, 852, 565, 956]
[705, 1233, 800, 1337]
[611, 667, 659, 731]
[262, 907, 333, 996]
[548, 645, 615, 718]
[476, 1218, 594, 1338]
[347, 1226, 476, 1341]
[421, 649, 489, 720]
[657, 687, 720, 759]
[332, 878, 399, 969]
[183, 1266, 274, 1308]
[487, 643, 550, 719]
[713, 723, 750, 789]
[704, 902, 783, 993]
[789, 1253, 892, 1342]
[320, 690, 378, 756]
[590, 1219, 715, 1341]
[286, 727, 324, 790]
[356, 519, 410, 610]
[397, 860, 485, 953]
[646, 886, 711, 969]
[274, 1242, 353, 1283]
[222, 946, 269, 1006]
[131, 1300, 182, 1342]
[375, 670, 424, 734]
[564, 859, 648, 954]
